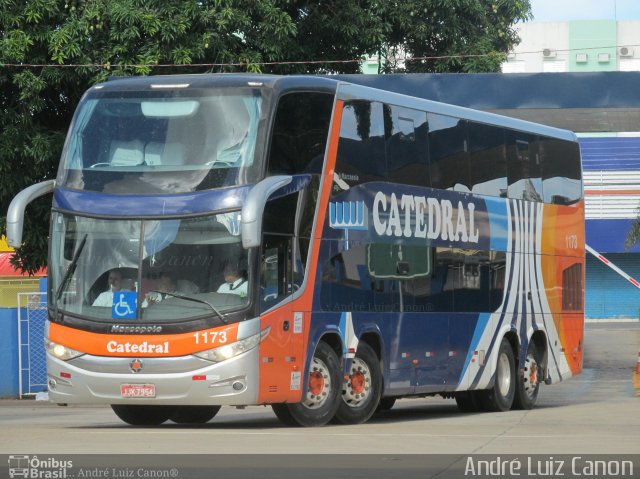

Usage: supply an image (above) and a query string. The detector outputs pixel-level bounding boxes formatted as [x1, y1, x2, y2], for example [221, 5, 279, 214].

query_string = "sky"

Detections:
[530, 0, 640, 21]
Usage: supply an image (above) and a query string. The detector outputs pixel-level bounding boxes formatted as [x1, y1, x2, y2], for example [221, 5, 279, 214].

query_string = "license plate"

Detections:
[120, 384, 156, 398]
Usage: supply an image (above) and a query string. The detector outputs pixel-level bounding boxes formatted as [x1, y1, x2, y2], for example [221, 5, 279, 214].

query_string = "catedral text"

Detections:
[372, 192, 479, 242]
[106, 341, 169, 354]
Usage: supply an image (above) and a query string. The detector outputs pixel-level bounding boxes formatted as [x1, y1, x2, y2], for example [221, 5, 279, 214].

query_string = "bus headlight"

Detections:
[194, 330, 264, 363]
[45, 339, 85, 361]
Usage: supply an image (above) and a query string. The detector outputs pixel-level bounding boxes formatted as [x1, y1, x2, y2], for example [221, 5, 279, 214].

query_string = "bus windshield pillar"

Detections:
[241, 175, 292, 248]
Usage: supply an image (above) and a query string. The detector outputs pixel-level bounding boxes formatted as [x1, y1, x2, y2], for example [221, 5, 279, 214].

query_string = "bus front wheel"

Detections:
[334, 342, 382, 424]
[111, 405, 175, 426]
[478, 338, 516, 412]
[271, 341, 341, 427]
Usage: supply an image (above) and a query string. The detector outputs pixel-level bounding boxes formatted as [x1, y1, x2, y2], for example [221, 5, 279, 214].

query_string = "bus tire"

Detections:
[512, 342, 541, 410]
[478, 338, 516, 412]
[111, 405, 175, 426]
[170, 406, 221, 424]
[455, 391, 482, 412]
[334, 343, 382, 424]
[271, 341, 341, 427]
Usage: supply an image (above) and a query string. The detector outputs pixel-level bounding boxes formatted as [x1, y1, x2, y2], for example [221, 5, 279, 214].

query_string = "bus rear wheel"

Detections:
[111, 405, 175, 426]
[478, 338, 516, 412]
[170, 406, 221, 424]
[271, 341, 341, 427]
[513, 342, 541, 410]
[334, 343, 382, 424]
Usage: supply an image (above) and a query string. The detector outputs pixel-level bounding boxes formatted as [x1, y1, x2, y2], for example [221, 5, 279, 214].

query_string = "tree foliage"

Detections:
[625, 217, 640, 250]
[0, 0, 531, 273]
[384, 0, 532, 73]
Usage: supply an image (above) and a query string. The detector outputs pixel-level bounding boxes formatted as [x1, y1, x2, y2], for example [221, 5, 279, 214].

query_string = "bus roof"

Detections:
[93, 73, 577, 143]
[93, 73, 339, 95]
[335, 81, 578, 143]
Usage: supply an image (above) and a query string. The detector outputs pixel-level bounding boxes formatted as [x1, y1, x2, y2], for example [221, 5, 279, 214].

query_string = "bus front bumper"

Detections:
[46, 348, 260, 406]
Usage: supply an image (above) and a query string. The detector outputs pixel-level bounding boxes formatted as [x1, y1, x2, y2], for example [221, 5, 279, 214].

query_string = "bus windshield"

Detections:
[57, 89, 263, 194]
[50, 211, 250, 322]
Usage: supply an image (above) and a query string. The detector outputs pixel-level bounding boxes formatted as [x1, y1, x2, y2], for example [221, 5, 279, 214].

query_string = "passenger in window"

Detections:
[217, 263, 248, 297]
[92, 269, 124, 307]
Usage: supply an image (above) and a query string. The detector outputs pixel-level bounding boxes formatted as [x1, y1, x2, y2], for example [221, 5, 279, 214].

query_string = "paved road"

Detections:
[1, 323, 638, 456]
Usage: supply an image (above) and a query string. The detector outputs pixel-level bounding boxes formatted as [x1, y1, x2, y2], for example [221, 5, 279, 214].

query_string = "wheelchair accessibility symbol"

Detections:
[112, 291, 137, 319]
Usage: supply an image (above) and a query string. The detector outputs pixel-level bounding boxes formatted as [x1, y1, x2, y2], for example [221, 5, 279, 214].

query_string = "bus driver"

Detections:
[92, 269, 123, 306]
[217, 263, 247, 297]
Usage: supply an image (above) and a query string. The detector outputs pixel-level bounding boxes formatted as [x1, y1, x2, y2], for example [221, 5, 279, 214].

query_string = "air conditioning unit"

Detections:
[542, 48, 557, 58]
[619, 46, 634, 57]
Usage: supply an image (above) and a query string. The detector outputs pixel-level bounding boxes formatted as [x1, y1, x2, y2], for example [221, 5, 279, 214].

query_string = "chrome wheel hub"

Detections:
[342, 357, 372, 408]
[303, 356, 332, 409]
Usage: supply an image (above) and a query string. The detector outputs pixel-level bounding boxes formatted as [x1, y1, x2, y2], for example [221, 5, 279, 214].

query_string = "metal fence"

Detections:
[17, 292, 48, 397]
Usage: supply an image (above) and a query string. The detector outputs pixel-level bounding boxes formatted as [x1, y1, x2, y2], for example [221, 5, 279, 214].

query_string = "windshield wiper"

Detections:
[147, 291, 227, 325]
[56, 234, 88, 302]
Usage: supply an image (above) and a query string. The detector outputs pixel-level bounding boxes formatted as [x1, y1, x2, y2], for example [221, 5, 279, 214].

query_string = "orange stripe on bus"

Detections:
[304, 99, 344, 293]
[257, 100, 345, 404]
[48, 321, 239, 357]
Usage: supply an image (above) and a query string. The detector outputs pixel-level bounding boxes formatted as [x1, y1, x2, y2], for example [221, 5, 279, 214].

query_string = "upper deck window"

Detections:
[267, 92, 334, 175]
[57, 89, 264, 194]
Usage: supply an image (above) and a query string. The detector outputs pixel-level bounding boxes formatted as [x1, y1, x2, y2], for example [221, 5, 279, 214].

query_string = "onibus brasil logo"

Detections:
[8, 455, 72, 478]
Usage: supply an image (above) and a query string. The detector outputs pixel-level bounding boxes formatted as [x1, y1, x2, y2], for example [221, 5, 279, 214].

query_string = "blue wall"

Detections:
[586, 219, 640, 254]
[586, 253, 640, 319]
[0, 308, 19, 397]
[0, 278, 47, 398]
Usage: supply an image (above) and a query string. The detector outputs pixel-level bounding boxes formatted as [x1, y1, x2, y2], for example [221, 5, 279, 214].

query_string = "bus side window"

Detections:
[427, 114, 469, 192]
[469, 122, 507, 198]
[266, 93, 334, 175]
[506, 131, 543, 201]
[385, 105, 429, 188]
[260, 240, 290, 308]
[260, 194, 297, 310]
[333, 101, 386, 193]
[541, 138, 582, 205]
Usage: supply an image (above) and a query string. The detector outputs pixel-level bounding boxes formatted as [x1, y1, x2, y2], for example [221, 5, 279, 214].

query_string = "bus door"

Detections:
[257, 192, 307, 402]
[258, 233, 299, 401]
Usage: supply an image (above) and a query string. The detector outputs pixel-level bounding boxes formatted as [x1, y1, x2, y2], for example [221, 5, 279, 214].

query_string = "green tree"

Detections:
[626, 216, 640, 250]
[380, 0, 532, 73]
[1, 0, 531, 273]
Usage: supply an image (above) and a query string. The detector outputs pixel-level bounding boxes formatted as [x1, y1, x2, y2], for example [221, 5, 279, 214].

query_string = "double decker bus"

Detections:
[7, 74, 584, 426]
